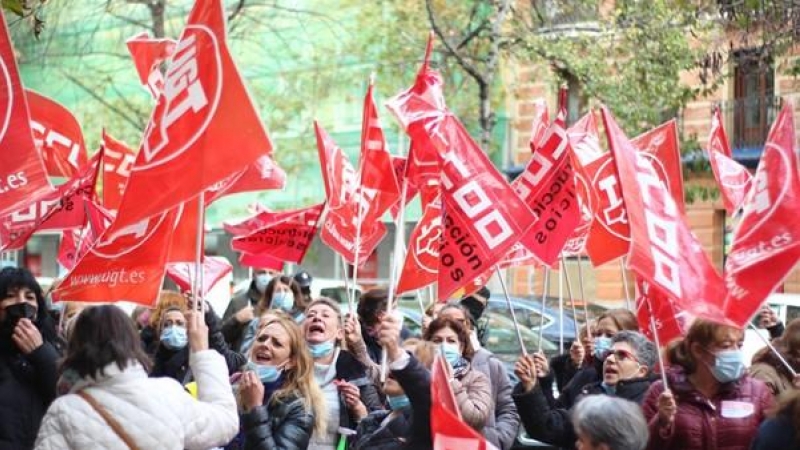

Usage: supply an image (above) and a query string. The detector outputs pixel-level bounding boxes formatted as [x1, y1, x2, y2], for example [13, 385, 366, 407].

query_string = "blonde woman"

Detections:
[238, 315, 326, 450]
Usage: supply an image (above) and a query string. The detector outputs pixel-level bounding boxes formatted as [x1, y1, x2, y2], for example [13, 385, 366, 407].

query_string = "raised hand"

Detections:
[12, 319, 43, 354]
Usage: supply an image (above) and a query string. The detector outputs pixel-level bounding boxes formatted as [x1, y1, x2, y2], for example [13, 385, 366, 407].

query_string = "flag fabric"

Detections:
[723, 102, 800, 327]
[166, 256, 232, 296]
[0, 15, 53, 217]
[239, 252, 284, 271]
[707, 107, 753, 215]
[562, 113, 603, 256]
[584, 152, 630, 267]
[602, 106, 726, 318]
[27, 89, 87, 178]
[232, 203, 323, 265]
[101, 131, 137, 212]
[126, 32, 177, 99]
[57, 201, 114, 270]
[528, 99, 549, 154]
[396, 196, 441, 294]
[636, 278, 693, 347]
[167, 198, 203, 263]
[113, 0, 272, 230]
[631, 120, 686, 214]
[205, 154, 286, 204]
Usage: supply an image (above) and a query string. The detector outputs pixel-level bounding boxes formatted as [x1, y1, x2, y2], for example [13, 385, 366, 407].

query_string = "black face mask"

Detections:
[3, 303, 37, 329]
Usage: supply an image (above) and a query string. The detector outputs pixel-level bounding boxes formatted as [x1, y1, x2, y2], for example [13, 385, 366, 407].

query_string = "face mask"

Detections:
[441, 342, 461, 367]
[161, 326, 188, 350]
[709, 349, 745, 383]
[387, 395, 410, 410]
[272, 291, 294, 312]
[248, 361, 283, 384]
[255, 274, 272, 294]
[593, 337, 613, 359]
[3, 303, 37, 327]
[308, 340, 335, 359]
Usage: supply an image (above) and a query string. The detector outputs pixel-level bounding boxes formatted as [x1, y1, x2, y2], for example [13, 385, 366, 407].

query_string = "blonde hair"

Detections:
[257, 316, 327, 435]
[150, 291, 188, 334]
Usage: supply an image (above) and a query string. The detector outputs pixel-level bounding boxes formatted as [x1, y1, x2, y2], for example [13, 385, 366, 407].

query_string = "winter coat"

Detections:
[240, 392, 315, 450]
[539, 353, 581, 402]
[222, 282, 262, 349]
[151, 307, 246, 383]
[471, 348, 519, 450]
[34, 350, 239, 450]
[453, 363, 494, 432]
[351, 355, 432, 450]
[749, 346, 800, 398]
[641, 367, 773, 450]
[335, 350, 384, 433]
[553, 357, 602, 409]
[750, 415, 798, 450]
[0, 341, 60, 450]
[513, 375, 654, 449]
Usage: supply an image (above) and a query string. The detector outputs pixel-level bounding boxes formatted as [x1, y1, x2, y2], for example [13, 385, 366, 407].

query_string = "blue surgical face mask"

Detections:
[255, 274, 271, 294]
[248, 360, 283, 384]
[387, 395, 410, 410]
[441, 342, 461, 367]
[709, 349, 745, 383]
[594, 336, 613, 359]
[161, 326, 188, 350]
[272, 291, 294, 312]
[308, 340, 335, 359]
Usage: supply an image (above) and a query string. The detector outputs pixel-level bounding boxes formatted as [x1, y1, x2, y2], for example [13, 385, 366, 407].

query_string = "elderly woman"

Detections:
[572, 395, 648, 450]
[514, 331, 657, 448]
[0, 267, 61, 449]
[642, 319, 773, 450]
[302, 298, 382, 450]
[423, 317, 493, 433]
[34, 305, 238, 449]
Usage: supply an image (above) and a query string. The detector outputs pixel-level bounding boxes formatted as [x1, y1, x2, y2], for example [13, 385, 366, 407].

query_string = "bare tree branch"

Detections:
[60, 71, 145, 129]
[228, 0, 246, 22]
[425, 0, 484, 84]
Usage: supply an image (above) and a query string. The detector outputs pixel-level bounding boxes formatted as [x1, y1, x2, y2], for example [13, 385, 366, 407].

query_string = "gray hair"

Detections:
[571, 395, 648, 450]
[612, 331, 658, 372]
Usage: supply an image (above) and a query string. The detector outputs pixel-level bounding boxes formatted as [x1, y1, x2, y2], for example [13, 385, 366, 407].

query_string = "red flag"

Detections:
[166, 256, 232, 296]
[707, 107, 753, 215]
[126, 32, 177, 99]
[396, 197, 441, 294]
[239, 252, 284, 271]
[528, 99, 550, 153]
[602, 106, 726, 316]
[57, 201, 114, 270]
[631, 120, 686, 214]
[205, 154, 286, 204]
[223, 205, 276, 236]
[723, 102, 800, 327]
[636, 278, 693, 347]
[232, 203, 323, 264]
[562, 113, 603, 256]
[431, 354, 497, 450]
[167, 199, 203, 263]
[54, 208, 179, 305]
[115, 0, 271, 229]
[27, 90, 87, 178]
[513, 90, 582, 266]
[101, 131, 136, 212]
[0, 15, 53, 217]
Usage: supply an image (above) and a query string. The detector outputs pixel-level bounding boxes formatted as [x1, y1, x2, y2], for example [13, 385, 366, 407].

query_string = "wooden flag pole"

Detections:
[748, 322, 798, 378]
[620, 258, 632, 311]
[537, 268, 551, 353]
[497, 267, 527, 356]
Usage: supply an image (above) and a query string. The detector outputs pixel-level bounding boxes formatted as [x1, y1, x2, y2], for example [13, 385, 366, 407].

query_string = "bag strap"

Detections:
[77, 391, 142, 450]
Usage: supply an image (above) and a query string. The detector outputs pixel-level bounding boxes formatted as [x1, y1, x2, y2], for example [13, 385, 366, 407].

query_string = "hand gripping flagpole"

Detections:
[537, 267, 551, 353]
[381, 177, 409, 383]
[748, 322, 798, 378]
[496, 267, 527, 356]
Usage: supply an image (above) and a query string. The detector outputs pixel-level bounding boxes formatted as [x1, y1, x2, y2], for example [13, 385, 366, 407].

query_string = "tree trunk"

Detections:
[478, 81, 494, 154]
[149, 0, 166, 39]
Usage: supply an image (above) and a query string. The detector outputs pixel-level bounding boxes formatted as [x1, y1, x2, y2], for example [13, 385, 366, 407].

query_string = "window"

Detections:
[731, 50, 777, 150]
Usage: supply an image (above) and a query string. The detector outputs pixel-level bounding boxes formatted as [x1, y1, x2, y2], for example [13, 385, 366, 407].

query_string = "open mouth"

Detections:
[253, 351, 272, 364]
[308, 322, 326, 334]
[604, 366, 618, 376]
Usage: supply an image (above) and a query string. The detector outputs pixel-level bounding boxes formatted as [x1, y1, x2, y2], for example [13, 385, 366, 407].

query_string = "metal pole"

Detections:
[497, 267, 527, 356]
[538, 268, 551, 353]
[620, 258, 632, 311]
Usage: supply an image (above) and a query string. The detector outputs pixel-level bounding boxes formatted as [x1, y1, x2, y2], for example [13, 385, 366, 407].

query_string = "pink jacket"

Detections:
[642, 367, 773, 450]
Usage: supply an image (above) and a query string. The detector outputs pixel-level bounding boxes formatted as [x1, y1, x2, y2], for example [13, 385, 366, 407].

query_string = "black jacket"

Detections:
[539, 353, 581, 407]
[222, 282, 262, 349]
[513, 376, 655, 449]
[336, 350, 384, 433]
[241, 392, 315, 450]
[553, 357, 602, 409]
[352, 355, 433, 450]
[151, 307, 246, 382]
[360, 322, 413, 365]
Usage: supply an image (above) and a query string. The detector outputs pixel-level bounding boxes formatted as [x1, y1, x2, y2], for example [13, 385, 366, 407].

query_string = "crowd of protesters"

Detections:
[1, 265, 799, 449]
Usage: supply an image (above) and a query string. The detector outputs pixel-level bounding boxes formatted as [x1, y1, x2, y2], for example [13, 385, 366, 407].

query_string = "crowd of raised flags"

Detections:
[1, 0, 800, 448]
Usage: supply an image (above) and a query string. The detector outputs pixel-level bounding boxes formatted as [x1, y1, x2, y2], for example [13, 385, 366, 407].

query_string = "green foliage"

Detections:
[3, 0, 46, 36]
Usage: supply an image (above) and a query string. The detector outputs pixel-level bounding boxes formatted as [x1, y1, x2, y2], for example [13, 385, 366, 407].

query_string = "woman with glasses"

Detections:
[642, 319, 773, 450]
[513, 331, 657, 449]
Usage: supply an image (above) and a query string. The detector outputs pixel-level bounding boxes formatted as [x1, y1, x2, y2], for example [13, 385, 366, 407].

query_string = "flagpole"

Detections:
[350, 198, 364, 316]
[561, 255, 580, 337]
[577, 254, 591, 334]
[415, 289, 426, 317]
[537, 267, 551, 353]
[645, 299, 669, 389]
[381, 177, 409, 382]
[620, 257, 632, 310]
[339, 255, 353, 314]
[497, 267, 527, 356]
[748, 322, 798, 378]
[193, 193, 206, 317]
[558, 260, 564, 355]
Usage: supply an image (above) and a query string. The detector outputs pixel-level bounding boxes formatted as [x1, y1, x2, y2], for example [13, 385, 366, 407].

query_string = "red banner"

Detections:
[126, 32, 177, 99]
[205, 154, 286, 204]
[55, 208, 179, 305]
[57, 201, 114, 270]
[101, 131, 136, 212]
[0, 16, 53, 217]
[602, 107, 725, 316]
[723, 102, 800, 327]
[631, 120, 686, 214]
[114, 0, 271, 230]
[232, 203, 323, 264]
[528, 99, 549, 153]
[27, 89, 87, 178]
[167, 198, 203, 263]
[636, 278, 693, 347]
[708, 107, 753, 215]
[239, 252, 284, 271]
[396, 197, 441, 294]
[166, 256, 232, 296]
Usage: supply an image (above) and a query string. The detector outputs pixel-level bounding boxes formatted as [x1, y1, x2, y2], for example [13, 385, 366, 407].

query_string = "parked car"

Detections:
[485, 294, 578, 347]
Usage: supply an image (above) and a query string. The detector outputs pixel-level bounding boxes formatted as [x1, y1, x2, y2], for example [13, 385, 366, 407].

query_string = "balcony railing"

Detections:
[718, 95, 782, 153]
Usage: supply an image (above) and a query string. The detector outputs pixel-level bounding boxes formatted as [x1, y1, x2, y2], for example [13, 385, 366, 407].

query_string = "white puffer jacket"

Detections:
[34, 350, 239, 450]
